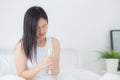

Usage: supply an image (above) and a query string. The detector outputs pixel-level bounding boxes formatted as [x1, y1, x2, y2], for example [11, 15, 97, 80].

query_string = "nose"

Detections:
[38, 28, 44, 33]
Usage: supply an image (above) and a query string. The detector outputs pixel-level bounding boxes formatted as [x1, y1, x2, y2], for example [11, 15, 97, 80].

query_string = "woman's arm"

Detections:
[51, 37, 60, 76]
[14, 42, 52, 80]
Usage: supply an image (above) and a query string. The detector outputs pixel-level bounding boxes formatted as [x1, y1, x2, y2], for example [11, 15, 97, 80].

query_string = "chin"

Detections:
[38, 35, 46, 39]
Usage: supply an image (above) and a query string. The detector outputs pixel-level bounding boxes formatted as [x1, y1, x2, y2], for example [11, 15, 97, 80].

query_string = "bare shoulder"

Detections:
[51, 37, 60, 55]
[14, 40, 25, 56]
[15, 41, 21, 52]
[15, 41, 22, 48]
[51, 37, 60, 47]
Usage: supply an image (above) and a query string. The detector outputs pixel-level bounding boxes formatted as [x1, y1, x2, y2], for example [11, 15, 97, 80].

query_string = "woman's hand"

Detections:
[47, 56, 57, 70]
[39, 56, 56, 70]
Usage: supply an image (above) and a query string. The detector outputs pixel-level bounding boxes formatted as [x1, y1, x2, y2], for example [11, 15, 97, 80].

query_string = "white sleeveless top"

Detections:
[27, 36, 53, 80]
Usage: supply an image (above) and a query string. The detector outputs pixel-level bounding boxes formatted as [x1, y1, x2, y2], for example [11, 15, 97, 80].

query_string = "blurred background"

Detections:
[0, 0, 120, 74]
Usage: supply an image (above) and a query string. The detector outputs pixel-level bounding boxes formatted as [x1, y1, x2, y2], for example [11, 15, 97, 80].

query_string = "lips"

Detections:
[39, 34, 44, 36]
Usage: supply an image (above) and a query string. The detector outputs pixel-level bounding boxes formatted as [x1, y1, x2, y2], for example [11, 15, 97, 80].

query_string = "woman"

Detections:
[14, 6, 61, 80]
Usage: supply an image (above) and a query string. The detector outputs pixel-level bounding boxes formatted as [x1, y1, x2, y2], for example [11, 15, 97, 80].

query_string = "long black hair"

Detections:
[21, 6, 48, 62]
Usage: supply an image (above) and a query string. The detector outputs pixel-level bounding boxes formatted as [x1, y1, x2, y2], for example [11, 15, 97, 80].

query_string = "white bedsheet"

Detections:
[61, 69, 101, 80]
[99, 72, 120, 80]
[0, 75, 25, 80]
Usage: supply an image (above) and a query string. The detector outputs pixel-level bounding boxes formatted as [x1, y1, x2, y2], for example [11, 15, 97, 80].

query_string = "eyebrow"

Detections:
[37, 23, 47, 28]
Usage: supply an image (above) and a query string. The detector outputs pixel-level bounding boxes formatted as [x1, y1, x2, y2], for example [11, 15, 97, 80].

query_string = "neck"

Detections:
[37, 37, 46, 44]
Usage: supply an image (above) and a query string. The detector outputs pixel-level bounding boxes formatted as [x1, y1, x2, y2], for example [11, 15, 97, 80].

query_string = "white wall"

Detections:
[0, 0, 120, 75]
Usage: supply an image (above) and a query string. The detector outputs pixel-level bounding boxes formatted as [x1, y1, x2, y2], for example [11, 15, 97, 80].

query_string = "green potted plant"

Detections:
[97, 49, 120, 72]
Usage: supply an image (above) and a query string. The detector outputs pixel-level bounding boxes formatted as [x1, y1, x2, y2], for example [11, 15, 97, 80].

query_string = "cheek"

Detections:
[44, 27, 48, 33]
[36, 32, 39, 37]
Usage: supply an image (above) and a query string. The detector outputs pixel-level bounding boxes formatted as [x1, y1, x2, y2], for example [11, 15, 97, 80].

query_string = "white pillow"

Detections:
[60, 48, 80, 69]
[0, 74, 25, 80]
[99, 72, 120, 80]
[0, 54, 16, 76]
[60, 69, 79, 80]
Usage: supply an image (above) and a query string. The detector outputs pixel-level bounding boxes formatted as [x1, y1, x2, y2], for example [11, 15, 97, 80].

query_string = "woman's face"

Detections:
[36, 18, 48, 39]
